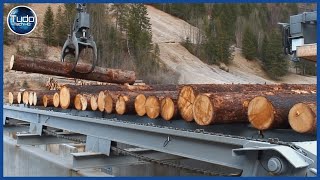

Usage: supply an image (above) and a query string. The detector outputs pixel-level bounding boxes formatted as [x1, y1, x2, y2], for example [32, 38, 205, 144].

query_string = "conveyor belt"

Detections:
[20, 105, 316, 143]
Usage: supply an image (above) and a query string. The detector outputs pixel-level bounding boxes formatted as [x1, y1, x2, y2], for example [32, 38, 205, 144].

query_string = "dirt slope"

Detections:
[147, 5, 316, 84]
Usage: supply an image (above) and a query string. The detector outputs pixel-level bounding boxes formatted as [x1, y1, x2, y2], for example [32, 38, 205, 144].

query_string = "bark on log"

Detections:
[33, 90, 58, 106]
[8, 92, 20, 104]
[178, 84, 316, 122]
[248, 94, 316, 130]
[74, 94, 96, 111]
[160, 97, 179, 121]
[43, 94, 54, 107]
[10, 55, 136, 84]
[193, 92, 256, 125]
[145, 96, 160, 119]
[289, 103, 317, 134]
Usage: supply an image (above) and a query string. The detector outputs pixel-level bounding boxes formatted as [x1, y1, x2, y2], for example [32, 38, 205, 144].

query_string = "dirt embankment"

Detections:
[147, 5, 316, 84]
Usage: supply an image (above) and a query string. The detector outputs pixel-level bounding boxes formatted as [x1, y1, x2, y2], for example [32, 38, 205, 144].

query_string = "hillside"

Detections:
[146, 5, 316, 84]
[3, 3, 316, 100]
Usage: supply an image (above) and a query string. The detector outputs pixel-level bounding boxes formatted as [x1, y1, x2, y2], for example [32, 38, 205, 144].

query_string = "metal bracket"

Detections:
[29, 123, 43, 135]
[232, 146, 311, 168]
[86, 136, 111, 155]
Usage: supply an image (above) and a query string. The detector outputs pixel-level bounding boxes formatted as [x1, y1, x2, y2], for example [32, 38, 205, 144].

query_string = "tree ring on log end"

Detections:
[116, 96, 126, 115]
[33, 92, 38, 106]
[193, 94, 214, 125]
[8, 92, 14, 104]
[90, 95, 98, 111]
[135, 94, 147, 116]
[98, 91, 106, 112]
[248, 96, 275, 130]
[9, 55, 14, 70]
[145, 96, 160, 119]
[53, 92, 60, 107]
[178, 86, 196, 121]
[160, 97, 175, 121]
[104, 93, 113, 113]
[17, 92, 22, 104]
[23, 91, 29, 105]
[60, 86, 70, 109]
[74, 94, 82, 110]
[28, 92, 34, 106]
[289, 103, 316, 133]
[43, 95, 48, 107]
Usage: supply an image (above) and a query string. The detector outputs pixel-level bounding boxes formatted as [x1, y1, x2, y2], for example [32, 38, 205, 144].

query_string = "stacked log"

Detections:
[22, 91, 29, 105]
[8, 92, 21, 104]
[6, 54, 317, 135]
[247, 94, 316, 130]
[33, 90, 58, 106]
[289, 103, 316, 134]
[160, 97, 178, 121]
[178, 84, 316, 122]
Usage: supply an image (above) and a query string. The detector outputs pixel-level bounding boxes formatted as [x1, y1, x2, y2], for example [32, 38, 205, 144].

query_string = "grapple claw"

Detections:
[60, 3, 97, 74]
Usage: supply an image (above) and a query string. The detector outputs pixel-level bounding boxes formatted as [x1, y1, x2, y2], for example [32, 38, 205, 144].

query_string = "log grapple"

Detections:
[61, 3, 97, 74]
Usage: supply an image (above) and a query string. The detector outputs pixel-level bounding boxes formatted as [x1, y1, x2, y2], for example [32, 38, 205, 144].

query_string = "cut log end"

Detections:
[160, 97, 175, 121]
[98, 91, 106, 112]
[60, 86, 70, 109]
[104, 93, 113, 114]
[43, 95, 49, 107]
[145, 96, 160, 119]
[28, 92, 34, 106]
[90, 95, 98, 111]
[193, 94, 214, 125]
[17, 92, 22, 104]
[22, 91, 29, 105]
[178, 86, 196, 121]
[9, 55, 14, 70]
[53, 92, 60, 108]
[248, 96, 275, 130]
[8, 92, 14, 104]
[289, 103, 316, 133]
[80, 95, 88, 111]
[74, 94, 83, 110]
[115, 96, 126, 115]
[135, 94, 147, 116]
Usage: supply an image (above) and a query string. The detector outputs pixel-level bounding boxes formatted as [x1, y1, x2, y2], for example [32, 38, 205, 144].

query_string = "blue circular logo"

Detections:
[7, 6, 37, 35]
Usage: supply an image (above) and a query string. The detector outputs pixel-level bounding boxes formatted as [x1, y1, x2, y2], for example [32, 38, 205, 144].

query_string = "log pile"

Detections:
[7, 54, 317, 134]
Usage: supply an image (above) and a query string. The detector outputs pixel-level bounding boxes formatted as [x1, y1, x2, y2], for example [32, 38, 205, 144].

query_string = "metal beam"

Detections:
[71, 151, 182, 169]
[4, 105, 247, 169]
[16, 133, 85, 145]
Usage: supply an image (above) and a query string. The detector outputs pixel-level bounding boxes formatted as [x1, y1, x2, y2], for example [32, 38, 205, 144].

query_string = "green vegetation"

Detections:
[152, 3, 313, 79]
[261, 30, 288, 80]
[242, 26, 258, 60]
[43, 6, 56, 46]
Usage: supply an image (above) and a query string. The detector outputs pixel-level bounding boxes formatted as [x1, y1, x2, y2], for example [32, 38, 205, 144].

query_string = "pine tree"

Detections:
[261, 30, 288, 80]
[242, 26, 258, 60]
[55, 6, 68, 46]
[43, 6, 56, 46]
